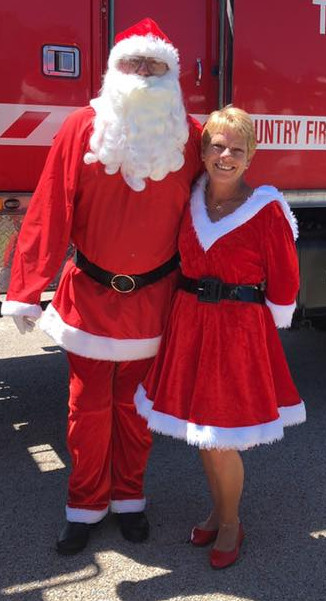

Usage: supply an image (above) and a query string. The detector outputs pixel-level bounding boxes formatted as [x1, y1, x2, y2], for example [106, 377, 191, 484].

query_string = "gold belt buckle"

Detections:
[111, 274, 136, 293]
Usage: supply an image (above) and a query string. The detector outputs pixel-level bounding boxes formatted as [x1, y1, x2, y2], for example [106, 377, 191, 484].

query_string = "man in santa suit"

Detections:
[2, 18, 202, 554]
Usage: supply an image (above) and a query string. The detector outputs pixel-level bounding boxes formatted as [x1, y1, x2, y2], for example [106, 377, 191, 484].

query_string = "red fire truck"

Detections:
[1, 0, 325, 323]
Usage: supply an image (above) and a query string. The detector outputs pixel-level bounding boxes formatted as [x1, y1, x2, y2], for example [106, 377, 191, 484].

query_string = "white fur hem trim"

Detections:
[190, 174, 298, 251]
[279, 402, 306, 426]
[1, 300, 42, 319]
[109, 34, 179, 74]
[110, 498, 146, 513]
[66, 506, 109, 524]
[40, 304, 160, 360]
[265, 298, 296, 328]
[135, 385, 306, 451]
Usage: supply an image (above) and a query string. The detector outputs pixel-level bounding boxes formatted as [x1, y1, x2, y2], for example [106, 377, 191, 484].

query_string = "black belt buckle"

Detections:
[111, 274, 136, 293]
[197, 278, 223, 303]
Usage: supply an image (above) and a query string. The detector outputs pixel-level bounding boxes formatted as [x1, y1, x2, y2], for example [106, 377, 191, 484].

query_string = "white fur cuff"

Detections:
[265, 298, 296, 328]
[66, 506, 109, 524]
[1, 300, 42, 319]
[110, 498, 146, 513]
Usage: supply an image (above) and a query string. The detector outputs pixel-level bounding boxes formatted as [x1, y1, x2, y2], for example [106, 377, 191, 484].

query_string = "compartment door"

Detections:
[113, 0, 220, 120]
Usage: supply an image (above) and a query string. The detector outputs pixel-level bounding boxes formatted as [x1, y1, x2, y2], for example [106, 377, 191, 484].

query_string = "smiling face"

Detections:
[203, 128, 250, 185]
[201, 107, 257, 188]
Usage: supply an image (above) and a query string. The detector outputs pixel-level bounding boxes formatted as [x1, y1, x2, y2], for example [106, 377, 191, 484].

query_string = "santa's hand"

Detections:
[13, 315, 37, 335]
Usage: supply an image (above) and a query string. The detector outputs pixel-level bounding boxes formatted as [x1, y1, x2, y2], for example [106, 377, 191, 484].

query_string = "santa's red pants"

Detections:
[65, 352, 153, 523]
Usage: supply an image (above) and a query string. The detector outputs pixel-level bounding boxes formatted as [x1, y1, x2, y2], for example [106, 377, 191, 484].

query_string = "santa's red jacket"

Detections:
[3, 106, 203, 360]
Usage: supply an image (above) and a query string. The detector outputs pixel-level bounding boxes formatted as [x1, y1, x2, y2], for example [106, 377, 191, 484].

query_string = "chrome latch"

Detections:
[42, 45, 80, 78]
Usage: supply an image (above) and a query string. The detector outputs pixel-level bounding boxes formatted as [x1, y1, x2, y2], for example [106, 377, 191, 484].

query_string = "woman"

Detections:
[134, 107, 306, 569]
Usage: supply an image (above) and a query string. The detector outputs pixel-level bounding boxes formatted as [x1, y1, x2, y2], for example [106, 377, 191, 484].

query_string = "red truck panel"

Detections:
[0, 0, 105, 191]
[0, 0, 219, 192]
[233, 0, 326, 189]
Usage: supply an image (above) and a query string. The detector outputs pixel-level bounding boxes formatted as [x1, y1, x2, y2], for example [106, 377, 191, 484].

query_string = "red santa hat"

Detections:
[108, 17, 180, 75]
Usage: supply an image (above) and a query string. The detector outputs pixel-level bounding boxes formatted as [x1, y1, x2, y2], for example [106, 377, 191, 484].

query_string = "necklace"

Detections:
[205, 182, 250, 214]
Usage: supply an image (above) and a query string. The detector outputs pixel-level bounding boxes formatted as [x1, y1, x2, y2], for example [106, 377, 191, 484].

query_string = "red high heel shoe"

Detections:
[210, 522, 245, 569]
[190, 526, 218, 547]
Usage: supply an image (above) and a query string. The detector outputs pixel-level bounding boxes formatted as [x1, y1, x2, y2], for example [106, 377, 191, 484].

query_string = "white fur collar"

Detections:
[190, 173, 298, 252]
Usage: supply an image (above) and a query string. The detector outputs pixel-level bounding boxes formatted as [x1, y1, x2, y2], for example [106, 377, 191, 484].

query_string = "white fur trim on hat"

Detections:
[109, 34, 180, 75]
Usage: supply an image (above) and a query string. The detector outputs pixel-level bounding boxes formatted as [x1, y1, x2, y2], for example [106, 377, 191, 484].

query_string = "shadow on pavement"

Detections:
[0, 329, 326, 601]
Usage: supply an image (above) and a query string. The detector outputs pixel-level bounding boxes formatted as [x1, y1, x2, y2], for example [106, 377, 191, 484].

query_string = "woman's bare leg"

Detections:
[199, 449, 244, 551]
[195, 450, 220, 531]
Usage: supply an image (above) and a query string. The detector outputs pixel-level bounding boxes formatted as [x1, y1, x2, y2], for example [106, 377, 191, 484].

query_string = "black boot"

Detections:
[116, 511, 150, 543]
[56, 521, 92, 555]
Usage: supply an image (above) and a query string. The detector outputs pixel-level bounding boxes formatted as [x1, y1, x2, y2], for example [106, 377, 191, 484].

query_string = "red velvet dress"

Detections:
[135, 174, 306, 450]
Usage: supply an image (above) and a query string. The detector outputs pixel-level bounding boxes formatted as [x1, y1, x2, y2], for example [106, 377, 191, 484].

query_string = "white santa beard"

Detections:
[84, 70, 189, 192]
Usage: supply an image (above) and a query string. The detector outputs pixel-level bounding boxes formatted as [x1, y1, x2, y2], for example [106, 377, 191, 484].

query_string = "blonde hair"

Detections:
[202, 106, 256, 159]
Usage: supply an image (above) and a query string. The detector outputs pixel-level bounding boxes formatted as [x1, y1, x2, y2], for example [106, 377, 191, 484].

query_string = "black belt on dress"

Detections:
[180, 274, 265, 304]
[74, 249, 180, 293]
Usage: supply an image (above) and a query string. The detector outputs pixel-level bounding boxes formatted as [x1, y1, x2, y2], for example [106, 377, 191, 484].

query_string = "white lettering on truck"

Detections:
[253, 115, 326, 150]
[312, 0, 326, 34]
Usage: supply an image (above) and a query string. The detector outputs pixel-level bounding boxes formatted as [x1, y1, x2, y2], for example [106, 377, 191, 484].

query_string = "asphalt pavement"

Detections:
[0, 317, 326, 601]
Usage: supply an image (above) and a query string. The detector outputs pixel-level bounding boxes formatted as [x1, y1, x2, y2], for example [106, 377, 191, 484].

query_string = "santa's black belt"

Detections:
[180, 275, 265, 304]
[74, 249, 180, 293]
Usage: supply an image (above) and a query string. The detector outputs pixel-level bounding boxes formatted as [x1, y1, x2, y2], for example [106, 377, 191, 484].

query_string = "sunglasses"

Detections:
[118, 56, 169, 76]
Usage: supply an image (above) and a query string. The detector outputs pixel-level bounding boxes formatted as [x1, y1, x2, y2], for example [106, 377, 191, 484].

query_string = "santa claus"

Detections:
[2, 18, 202, 554]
